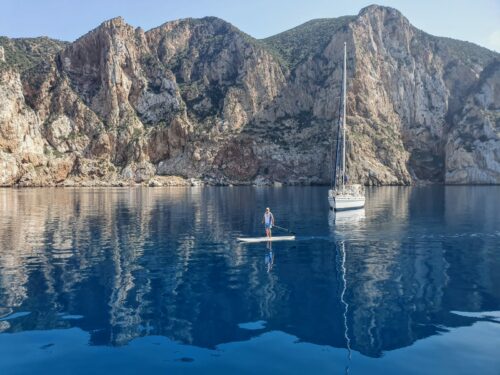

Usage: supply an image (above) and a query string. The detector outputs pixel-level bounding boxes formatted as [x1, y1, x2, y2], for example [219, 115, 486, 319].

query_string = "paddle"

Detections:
[272, 225, 296, 235]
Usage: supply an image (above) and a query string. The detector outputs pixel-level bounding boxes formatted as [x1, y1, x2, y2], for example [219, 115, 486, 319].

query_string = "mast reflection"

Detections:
[337, 240, 351, 374]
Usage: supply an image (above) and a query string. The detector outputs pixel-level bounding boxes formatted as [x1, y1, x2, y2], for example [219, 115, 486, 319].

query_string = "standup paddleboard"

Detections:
[237, 236, 295, 243]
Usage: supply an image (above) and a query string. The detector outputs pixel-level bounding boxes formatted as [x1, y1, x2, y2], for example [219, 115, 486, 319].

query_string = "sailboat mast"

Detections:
[342, 42, 347, 192]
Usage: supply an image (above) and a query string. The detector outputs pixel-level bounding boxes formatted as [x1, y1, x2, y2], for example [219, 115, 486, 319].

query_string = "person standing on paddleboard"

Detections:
[263, 207, 275, 239]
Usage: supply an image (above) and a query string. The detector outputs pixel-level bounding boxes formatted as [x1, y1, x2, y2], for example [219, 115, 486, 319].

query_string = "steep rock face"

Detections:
[260, 5, 498, 185]
[445, 61, 500, 183]
[0, 69, 44, 185]
[0, 36, 69, 184]
[15, 17, 287, 185]
[0, 5, 499, 186]
[0, 68, 78, 186]
[351, 6, 498, 184]
[145, 18, 287, 179]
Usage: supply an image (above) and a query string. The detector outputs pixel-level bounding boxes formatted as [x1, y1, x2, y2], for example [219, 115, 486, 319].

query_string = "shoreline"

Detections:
[1, 177, 498, 188]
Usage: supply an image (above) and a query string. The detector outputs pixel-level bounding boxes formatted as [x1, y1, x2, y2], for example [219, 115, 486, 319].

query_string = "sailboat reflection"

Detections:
[330, 207, 360, 372]
[264, 241, 274, 273]
[329, 208, 365, 241]
[330, 208, 365, 226]
[337, 240, 352, 373]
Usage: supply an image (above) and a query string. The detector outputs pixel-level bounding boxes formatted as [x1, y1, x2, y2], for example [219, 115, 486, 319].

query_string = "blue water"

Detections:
[0, 186, 499, 374]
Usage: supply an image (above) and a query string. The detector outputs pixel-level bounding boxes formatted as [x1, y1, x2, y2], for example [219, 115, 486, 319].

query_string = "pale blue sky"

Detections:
[1, 0, 499, 51]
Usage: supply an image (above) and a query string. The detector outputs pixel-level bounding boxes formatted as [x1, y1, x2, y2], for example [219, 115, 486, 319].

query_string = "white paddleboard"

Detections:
[237, 236, 295, 243]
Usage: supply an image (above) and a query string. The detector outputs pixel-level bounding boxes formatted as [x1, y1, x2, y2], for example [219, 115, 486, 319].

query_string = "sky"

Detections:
[1, 0, 499, 51]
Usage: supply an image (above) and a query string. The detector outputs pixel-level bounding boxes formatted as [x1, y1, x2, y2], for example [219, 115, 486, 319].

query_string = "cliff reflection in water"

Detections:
[0, 186, 499, 357]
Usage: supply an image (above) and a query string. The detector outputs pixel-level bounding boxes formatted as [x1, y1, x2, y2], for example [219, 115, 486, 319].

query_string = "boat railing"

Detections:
[329, 184, 365, 197]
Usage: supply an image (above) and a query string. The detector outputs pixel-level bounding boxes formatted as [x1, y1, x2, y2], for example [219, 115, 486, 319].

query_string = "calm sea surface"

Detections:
[0, 186, 499, 375]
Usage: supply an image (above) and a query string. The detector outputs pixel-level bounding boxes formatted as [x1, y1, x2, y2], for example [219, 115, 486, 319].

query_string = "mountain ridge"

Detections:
[0, 4, 498, 186]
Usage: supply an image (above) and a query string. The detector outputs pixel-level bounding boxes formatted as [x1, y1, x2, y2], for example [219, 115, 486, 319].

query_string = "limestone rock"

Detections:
[148, 175, 190, 186]
[445, 61, 500, 183]
[213, 138, 259, 181]
[0, 151, 19, 185]
[121, 161, 156, 183]
[0, 6, 498, 186]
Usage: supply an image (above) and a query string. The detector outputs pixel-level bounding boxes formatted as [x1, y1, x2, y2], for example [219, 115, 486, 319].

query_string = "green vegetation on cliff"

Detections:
[0, 36, 68, 71]
[261, 16, 355, 68]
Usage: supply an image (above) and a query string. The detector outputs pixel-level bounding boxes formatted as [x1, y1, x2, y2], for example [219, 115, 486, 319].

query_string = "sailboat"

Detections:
[328, 42, 365, 211]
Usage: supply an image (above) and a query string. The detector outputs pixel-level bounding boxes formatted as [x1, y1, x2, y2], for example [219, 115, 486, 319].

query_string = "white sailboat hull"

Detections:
[329, 196, 365, 211]
[328, 188, 365, 211]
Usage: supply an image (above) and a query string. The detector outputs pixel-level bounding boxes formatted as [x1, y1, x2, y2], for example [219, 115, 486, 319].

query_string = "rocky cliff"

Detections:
[0, 5, 498, 186]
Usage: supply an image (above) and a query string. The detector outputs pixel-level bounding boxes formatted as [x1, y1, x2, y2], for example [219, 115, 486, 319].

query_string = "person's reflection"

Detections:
[265, 240, 274, 273]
